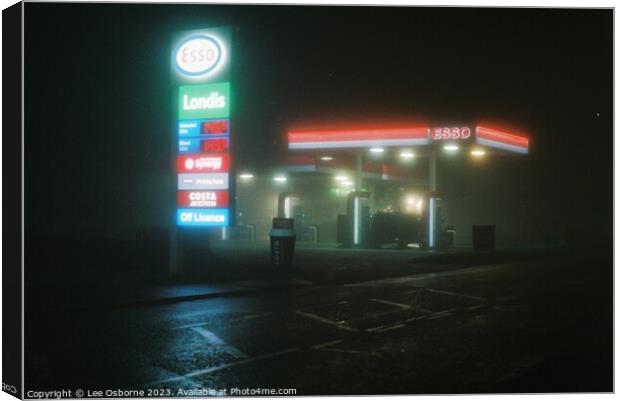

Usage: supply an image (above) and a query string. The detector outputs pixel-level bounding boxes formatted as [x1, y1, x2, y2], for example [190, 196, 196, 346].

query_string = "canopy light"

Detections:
[273, 175, 287, 183]
[341, 180, 354, 187]
[471, 149, 486, 157]
[334, 175, 349, 181]
[443, 144, 459, 152]
[369, 147, 385, 153]
[239, 173, 254, 179]
[400, 151, 415, 159]
[320, 156, 334, 161]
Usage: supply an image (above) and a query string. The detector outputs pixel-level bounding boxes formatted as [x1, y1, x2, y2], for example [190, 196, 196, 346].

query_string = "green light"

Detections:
[178, 82, 230, 119]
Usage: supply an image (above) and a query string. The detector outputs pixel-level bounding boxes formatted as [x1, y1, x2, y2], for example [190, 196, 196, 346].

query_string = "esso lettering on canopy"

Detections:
[432, 127, 472, 140]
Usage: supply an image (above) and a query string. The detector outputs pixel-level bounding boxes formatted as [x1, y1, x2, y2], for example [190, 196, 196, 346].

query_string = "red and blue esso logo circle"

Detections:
[175, 35, 222, 77]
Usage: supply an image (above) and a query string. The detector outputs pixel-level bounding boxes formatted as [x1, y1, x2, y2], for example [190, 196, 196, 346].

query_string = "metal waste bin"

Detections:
[270, 218, 296, 269]
[472, 225, 495, 251]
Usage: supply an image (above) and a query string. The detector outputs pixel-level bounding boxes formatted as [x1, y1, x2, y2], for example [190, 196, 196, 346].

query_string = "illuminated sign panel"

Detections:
[178, 119, 229, 136]
[173, 26, 232, 227]
[475, 126, 529, 154]
[171, 27, 230, 85]
[177, 154, 229, 173]
[202, 119, 229, 134]
[431, 127, 471, 140]
[178, 83, 230, 120]
[202, 138, 229, 153]
[177, 208, 229, 226]
[178, 138, 201, 154]
[178, 138, 229, 154]
[178, 173, 229, 190]
[178, 191, 229, 208]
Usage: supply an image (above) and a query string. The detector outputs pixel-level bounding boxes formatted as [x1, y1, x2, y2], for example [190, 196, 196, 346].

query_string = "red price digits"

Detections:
[202, 138, 228, 153]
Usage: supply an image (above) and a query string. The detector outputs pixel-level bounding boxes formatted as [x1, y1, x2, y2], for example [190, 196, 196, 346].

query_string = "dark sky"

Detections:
[25, 3, 612, 243]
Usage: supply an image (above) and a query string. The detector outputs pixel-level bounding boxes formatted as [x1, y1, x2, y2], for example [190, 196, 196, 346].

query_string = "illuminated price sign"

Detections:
[173, 27, 232, 228]
[432, 127, 471, 141]
[178, 138, 229, 154]
[202, 138, 228, 153]
[202, 119, 228, 135]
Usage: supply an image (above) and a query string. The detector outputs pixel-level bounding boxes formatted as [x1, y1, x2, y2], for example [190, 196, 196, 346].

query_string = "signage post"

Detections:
[170, 27, 233, 275]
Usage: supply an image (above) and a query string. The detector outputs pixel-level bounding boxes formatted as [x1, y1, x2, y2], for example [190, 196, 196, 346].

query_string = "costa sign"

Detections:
[432, 127, 472, 141]
[177, 154, 229, 173]
[175, 35, 223, 78]
[178, 191, 229, 208]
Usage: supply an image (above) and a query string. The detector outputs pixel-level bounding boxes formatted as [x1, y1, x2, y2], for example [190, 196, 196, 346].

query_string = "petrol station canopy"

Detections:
[284, 124, 529, 185]
[288, 125, 529, 154]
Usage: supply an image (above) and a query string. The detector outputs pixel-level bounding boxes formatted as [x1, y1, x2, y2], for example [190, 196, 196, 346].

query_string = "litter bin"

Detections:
[472, 225, 495, 251]
[270, 218, 296, 269]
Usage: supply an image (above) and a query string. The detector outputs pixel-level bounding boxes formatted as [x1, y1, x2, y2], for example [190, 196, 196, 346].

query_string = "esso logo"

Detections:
[432, 127, 472, 140]
[175, 35, 222, 77]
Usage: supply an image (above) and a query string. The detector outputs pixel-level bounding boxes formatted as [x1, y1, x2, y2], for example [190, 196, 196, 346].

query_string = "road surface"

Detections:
[25, 247, 612, 395]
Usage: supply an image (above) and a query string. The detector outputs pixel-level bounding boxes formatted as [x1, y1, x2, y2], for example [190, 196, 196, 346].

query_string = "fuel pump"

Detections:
[346, 191, 371, 248]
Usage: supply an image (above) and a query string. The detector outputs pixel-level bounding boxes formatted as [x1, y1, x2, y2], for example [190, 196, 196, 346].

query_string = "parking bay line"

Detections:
[191, 326, 248, 359]
[295, 310, 359, 332]
[312, 339, 378, 356]
[367, 323, 406, 333]
[370, 298, 433, 314]
[147, 347, 300, 386]
[423, 288, 488, 302]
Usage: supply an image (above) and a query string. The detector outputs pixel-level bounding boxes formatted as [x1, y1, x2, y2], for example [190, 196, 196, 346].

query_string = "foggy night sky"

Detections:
[24, 4, 612, 245]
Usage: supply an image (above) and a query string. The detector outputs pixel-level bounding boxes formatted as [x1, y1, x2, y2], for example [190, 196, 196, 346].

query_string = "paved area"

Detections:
[25, 248, 612, 395]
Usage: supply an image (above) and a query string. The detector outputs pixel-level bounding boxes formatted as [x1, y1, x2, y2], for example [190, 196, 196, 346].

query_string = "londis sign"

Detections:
[178, 83, 230, 120]
[171, 27, 230, 84]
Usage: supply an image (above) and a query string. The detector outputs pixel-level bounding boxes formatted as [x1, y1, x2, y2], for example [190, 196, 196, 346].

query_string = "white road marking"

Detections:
[173, 321, 212, 330]
[147, 348, 300, 386]
[312, 340, 343, 349]
[370, 298, 433, 314]
[191, 327, 248, 359]
[295, 310, 358, 332]
[428, 310, 453, 320]
[424, 288, 487, 302]
[367, 323, 406, 333]
[320, 347, 378, 356]
[403, 315, 430, 323]
[312, 339, 377, 356]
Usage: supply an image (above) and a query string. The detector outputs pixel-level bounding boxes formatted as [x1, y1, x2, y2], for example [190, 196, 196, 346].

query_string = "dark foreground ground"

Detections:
[25, 245, 612, 395]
